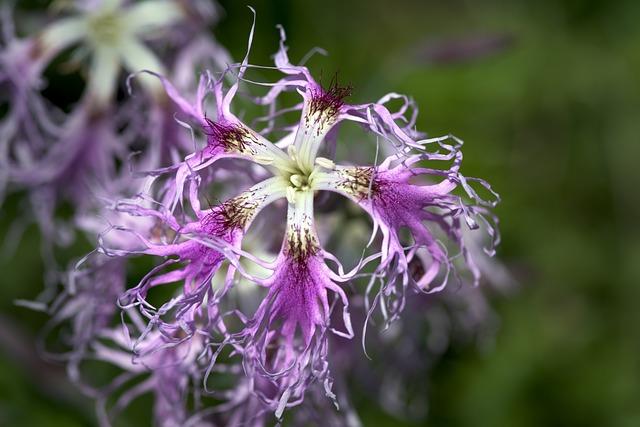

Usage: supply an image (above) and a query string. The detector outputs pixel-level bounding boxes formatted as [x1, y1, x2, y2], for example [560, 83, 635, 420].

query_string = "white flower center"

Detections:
[88, 10, 125, 47]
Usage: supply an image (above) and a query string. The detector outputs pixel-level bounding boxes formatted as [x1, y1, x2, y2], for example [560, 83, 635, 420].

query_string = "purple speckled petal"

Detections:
[315, 142, 499, 326]
[215, 191, 352, 419]
[102, 177, 286, 347]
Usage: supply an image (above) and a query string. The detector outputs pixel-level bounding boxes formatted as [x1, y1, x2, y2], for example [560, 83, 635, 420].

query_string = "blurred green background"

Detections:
[1, 0, 639, 426]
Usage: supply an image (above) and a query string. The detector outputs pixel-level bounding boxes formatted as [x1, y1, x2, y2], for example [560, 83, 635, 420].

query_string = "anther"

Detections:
[286, 186, 297, 204]
[253, 155, 274, 165]
[287, 145, 298, 162]
[289, 174, 304, 188]
[315, 157, 335, 170]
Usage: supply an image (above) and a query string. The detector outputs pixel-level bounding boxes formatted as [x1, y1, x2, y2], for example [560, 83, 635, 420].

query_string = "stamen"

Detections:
[286, 187, 296, 204]
[289, 174, 304, 188]
[254, 155, 275, 165]
[315, 157, 335, 170]
[287, 145, 298, 162]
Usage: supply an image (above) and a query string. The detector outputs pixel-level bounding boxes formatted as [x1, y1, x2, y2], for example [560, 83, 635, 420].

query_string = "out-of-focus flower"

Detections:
[0, 0, 229, 245]
[328, 218, 515, 422]
[415, 33, 515, 65]
[88, 323, 209, 427]
[94, 21, 501, 422]
[42, 253, 125, 378]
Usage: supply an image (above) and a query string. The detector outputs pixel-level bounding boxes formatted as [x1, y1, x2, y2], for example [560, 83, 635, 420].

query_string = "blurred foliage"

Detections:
[1, 0, 639, 426]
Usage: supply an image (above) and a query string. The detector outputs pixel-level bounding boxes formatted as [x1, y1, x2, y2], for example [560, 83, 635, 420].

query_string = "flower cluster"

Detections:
[76, 21, 500, 423]
[0, 0, 229, 248]
[4, 4, 505, 426]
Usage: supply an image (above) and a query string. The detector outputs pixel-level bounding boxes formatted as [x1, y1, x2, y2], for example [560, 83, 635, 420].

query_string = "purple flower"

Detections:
[41, 254, 126, 381]
[98, 22, 501, 421]
[0, 4, 508, 426]
[0, 0, 229, 244]
[88, 326, 209, 427]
